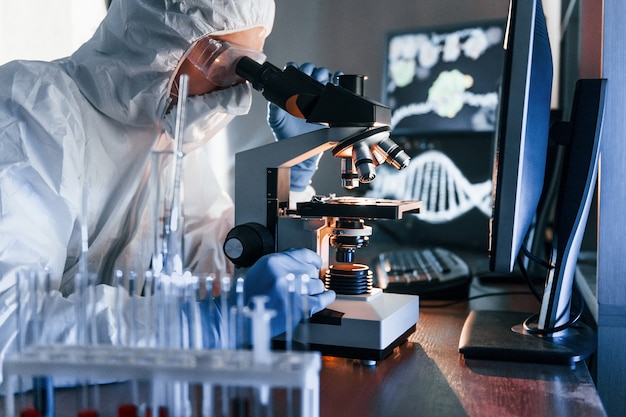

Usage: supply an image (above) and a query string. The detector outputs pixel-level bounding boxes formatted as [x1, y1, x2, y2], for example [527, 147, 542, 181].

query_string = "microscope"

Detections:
[223, 57, 421, 362]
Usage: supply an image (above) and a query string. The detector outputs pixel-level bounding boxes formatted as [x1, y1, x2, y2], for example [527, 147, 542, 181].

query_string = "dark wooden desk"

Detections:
[319, 280, 607, 417]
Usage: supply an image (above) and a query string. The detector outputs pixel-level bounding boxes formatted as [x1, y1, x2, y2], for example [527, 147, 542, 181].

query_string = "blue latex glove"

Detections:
[268, 62, 343, 192]
[244, 248, 336, 337]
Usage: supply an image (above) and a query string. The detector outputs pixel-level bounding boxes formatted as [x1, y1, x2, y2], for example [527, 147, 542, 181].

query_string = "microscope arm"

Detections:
[233, 127, 367, 227]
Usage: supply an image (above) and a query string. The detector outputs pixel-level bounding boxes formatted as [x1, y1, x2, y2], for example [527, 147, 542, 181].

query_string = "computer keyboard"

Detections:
[373, 247, 472, 299]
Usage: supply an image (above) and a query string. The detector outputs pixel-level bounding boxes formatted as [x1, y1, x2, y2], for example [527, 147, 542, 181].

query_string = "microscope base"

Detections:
[285, 290, 419, 362]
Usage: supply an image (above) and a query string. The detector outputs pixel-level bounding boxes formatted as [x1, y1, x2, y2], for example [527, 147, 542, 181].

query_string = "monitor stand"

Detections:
[458, 310, 596, 366]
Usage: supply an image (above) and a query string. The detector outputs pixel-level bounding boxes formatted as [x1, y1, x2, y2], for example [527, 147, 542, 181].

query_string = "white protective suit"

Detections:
[0, 0, 275, 385]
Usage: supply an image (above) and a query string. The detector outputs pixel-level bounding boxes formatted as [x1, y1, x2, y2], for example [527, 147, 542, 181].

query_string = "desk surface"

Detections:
[319, 278, 607, 417]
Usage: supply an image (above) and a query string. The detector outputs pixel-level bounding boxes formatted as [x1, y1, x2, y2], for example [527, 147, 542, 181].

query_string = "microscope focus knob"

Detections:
[223, 222, 275, 268]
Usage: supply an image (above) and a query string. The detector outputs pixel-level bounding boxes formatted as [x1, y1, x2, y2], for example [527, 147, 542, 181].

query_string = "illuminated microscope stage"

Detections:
[280, 196, 422, 362]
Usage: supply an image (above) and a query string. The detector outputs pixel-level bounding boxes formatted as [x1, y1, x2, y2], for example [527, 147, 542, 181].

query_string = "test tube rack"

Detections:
[3, 344, 321, 417]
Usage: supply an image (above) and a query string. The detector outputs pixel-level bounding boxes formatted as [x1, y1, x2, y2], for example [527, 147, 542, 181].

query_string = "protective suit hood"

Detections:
[64, 0, 275, 127]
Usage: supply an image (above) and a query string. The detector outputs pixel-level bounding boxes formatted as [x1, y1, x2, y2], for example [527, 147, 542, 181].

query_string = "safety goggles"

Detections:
[186, 37, 266, 88]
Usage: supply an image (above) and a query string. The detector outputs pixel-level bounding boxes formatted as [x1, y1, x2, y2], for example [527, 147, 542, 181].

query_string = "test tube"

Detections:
[229, 293, 252, 417]
[42, 270, 53, 344]
[15, 271, 27, 414]
[31, 270, 54, 417]
[285, 274, 296, 352]
[72, 272, 92, 414]
[114, 270, 124, 346]
[219, 275, 232, 417]
[187, 275, 203, 350]
[154, 273, 166, 349]
[171, 272, 185, 349]
[300, 274, 311, 350]
[74, 272, 87, 346]
[129, 272, 141, 407]
[202, 275, 215, 417]
[86, 272, 100, 414]
[233, 276, 246, 349]
[284, 273, 298, 417]
[219, 275, 231, 350]
[169, 273, 190, 417]
[144, 271, 156, 348]
[204, 274, 216, 347]
[128, 271, 138, 348]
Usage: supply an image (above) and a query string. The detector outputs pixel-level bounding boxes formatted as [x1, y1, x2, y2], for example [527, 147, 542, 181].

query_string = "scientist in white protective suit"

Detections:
[0, 0, 336, 382]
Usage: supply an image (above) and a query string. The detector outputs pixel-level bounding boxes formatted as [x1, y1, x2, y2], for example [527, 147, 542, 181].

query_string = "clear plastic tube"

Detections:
[74, 272, 87, 346]
[219, 275, 231, 350]
[163, 74, 188, 276]
[234, 276, 246, 348]
[285, 273, 296, 352]
[114, 270, 124, 346]
[143, 271, 156, 348]
[128, 271, 137, 348]
[186, 275, 202, 350]
[300, 274, 311, 350]
[202, 274, 215, 417]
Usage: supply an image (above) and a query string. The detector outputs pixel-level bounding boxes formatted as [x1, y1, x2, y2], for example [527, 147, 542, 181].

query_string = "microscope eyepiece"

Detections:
[235, 56, 325, 120]
[235, 56, 268, 90]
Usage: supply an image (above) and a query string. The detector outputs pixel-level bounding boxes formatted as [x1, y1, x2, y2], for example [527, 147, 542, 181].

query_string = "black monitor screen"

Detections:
[384, 20, 506, 136]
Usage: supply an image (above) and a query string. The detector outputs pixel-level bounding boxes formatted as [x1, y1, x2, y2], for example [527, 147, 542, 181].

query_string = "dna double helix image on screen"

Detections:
[365, 150, 492, 224]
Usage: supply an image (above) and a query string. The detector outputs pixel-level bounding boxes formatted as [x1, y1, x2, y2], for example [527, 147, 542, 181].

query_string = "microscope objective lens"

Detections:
[352, 142, 376, 183]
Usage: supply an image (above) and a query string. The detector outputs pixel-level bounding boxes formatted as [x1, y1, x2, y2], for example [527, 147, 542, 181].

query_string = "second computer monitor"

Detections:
[362, 19, 506, 252]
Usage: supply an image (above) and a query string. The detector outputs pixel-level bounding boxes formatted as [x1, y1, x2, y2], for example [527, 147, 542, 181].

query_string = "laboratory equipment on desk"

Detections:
[5, 269, 322, 417]
[223, 57, 422, 362]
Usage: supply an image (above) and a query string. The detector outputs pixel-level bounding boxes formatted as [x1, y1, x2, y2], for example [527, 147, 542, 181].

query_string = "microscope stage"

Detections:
[296, 196, 421, 220]
[291, 290, 419, 361]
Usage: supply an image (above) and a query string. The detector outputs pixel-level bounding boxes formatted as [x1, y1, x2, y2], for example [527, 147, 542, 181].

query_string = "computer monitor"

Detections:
[458, 0, 606, 364]
[356, 19, 505, 252]
[384, 19, 506, 136]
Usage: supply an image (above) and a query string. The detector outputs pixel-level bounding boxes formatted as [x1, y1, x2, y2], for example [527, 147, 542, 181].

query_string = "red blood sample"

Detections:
[117, 404, 137, 417]
[19, 408, 41, 417]
[77, 410, 99, 417]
